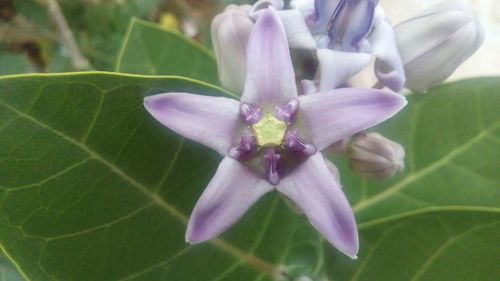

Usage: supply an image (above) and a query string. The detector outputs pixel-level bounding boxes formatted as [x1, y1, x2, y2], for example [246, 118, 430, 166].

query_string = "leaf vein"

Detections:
[81, 91, 105, 143]
[154, 138, 184, 193]
[408, 221, 500, 281]
[352, 121, 500, 214]
[2, 158, 93, 192]
[0, 99, 277, 275]
[118, 247, 192, 281]
[448, 162, 499, 186]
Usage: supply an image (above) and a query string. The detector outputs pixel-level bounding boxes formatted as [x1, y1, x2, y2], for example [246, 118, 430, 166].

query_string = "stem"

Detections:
[45, 0, 93, 71]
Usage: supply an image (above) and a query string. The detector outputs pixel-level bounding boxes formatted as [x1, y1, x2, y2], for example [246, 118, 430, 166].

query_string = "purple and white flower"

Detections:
[394, 0, 485, 92]
[144, 8, 406, 258]
[280, 0, 406, 91]
[347, 133, 405, 181]
[211, 4, 254, 93]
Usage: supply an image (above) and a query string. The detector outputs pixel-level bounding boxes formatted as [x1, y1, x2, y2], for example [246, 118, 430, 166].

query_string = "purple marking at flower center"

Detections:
[275, 99, 299, 123]
[240, 103, 262, 125]
[232, 101, 317, 184]
[228, 134, 258, 160]
[285, 131, 317, 156]
[264, 148, 281, 185]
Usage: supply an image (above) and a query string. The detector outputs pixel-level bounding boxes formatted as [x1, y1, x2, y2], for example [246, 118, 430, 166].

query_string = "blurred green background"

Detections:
[0, 0, 252, 74]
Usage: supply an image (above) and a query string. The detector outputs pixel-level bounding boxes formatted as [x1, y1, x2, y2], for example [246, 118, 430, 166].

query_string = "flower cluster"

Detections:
[145, 0, 483, 258]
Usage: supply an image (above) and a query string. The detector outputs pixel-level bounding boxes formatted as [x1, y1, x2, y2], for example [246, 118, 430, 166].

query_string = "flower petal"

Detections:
[277, 153, 358, 258]
[305, 0, 343, 34]
[317, 48, 372, 91]
[300, 79, 318, 95]
[186, 157, 273, 243]
[370, 8, 406, 91]
[298, 88, 407, 151]
[278, 10, 317, 50]
[332, 0, 378, 51]
[241, 7, 298, 107]
[144, 93, 240, 156]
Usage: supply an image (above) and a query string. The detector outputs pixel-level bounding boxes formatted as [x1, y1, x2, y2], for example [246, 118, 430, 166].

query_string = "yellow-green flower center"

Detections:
[251, 112, 287, 147]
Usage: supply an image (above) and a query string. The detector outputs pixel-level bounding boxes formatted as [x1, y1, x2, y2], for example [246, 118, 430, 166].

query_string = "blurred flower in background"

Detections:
[379, 0, 500, 82]
[1, 0, 497, 80]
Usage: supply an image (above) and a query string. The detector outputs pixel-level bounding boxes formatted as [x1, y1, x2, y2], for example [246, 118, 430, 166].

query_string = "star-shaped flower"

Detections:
[144, 7, 406, 258]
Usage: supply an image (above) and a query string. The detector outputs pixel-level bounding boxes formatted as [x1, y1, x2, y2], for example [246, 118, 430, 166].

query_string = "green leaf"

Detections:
[73, 1, 164, 71]
[0, 251, 26, 281]
[326, 210, 500, 281]
[0, 72, 318, 281]
[0, 74, 498, 281]
[323, 78, 500, 280]
[343, 78, 500, 221]
[115, 18, 218, 84]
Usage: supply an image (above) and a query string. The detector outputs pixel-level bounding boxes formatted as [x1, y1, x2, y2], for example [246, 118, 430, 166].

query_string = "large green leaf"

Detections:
[322, 78, 500, 281]
[346, 79, 499, 221]
[0, 73, 498, 281]
[115, 18, 218, 84]
[0, 72, 321, 281]
[326, 210, 500, 281]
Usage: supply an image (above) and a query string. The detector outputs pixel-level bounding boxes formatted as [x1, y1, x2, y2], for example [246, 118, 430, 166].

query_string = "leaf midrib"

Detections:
[0, 99, 276, 277]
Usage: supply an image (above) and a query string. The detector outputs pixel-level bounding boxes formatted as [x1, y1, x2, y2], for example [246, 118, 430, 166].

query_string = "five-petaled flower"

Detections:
[144, 7, 406, 258]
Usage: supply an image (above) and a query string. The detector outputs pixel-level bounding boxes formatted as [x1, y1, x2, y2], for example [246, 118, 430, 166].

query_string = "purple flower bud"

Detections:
[348, 133, 405, 181]
[211, 5, 254, 93]
[395, 0, 485, 92]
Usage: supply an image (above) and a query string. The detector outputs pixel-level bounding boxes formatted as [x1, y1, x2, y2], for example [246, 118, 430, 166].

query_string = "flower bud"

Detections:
[348, 133, 404, 181]
[211, 5, 254, 93]
[394, 0, 484, 92]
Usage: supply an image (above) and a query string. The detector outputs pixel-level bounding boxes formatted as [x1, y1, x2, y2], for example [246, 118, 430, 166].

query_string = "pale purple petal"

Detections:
[301, 79, 318, 95]
[289, 0, 315, 22]
[241, 7, 298, 107]
[277, 153, 358, 258]
[317, 48, 372, 91]
[333, 0, 378, 51]
[144, 93, 240, 156]
[307, 0, 342, 34]
[278, 10, 317, 50]
[298, 88, 407, 151]
[370, 8, 406, 91]
[186, 157, 273, 243]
